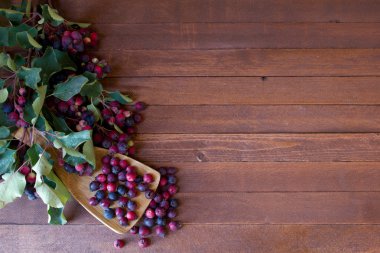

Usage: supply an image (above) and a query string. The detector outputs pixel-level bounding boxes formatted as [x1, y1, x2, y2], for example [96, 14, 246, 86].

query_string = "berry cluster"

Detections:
[111, 167, 181, 249]
[18, 165, 38, 200]
[42, 25, 97, 54]
[2, 88, 30, 128]
[80, 55, 111, 79]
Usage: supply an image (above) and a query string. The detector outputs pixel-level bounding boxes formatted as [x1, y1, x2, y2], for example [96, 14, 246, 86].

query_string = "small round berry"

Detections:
[155, 225, 166, 238]
[155, 207, 166, 218]
[145, 208, 155, 219]
[168, 221, 182, 231]
[89, 181, 100, 192]
[115, 207, 125, 218]
[118, 196, 128, 208]
[106, 182, 117, 192]
[26, 172, 36, 184]
[113, 239, 125, 249]
[138, 238, 150, 248]
[108, 192, 119, 201]
[95, 190, 106, 200]
[119, 216, 128, 226]
[100, 198, 111, 209]
[127, 200, 137, 211]
[143, 173, 154, 184]
[143, 218, 155, 228]
[145, 190, 154, 199]
[130, 226, 139, 235]
[19, 165, 31, 176]
[104, 208, 115, 219]
[89, 197, 99, 206]
[117, 185, 127, 195]
[126, 211, 137, 221]
[95, 174, 107, 183]
[138, 225, 151, 237]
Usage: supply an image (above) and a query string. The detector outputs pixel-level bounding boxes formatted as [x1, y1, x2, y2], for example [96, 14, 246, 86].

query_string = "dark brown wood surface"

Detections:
[2, 0, 380, 252]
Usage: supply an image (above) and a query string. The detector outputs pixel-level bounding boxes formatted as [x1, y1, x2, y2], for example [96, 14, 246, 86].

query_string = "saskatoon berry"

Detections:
[138, 238, 150, 249]
[101, 155, 111, 164]
[130, 226, 139, 235]
[170, 199, 179, 208]
[143, 218, 155, 228]
[104, 208, 115, 220]
[102, 139, 112, 149]
[156, 217, 166, 226]
[118, 196, 128, 208]
[168, 185, 179, 195]
[167, 167, 177, 175]
[26, 172, 36, 184]
[19, 165, 31, 176]
[155, 225, 166, 238]
[102, 165, 111, 175]
[127, 189, 137, 198]
[107, 174, 117, 183]
[155, 207, 166, 218]
[167, 175, 177, 185]
[126, 172, 137, 182]
[149, 200, 157, 209]
[106, 182, 117, 192]
[126, 181, 136, 189]
[89, 197, 99, 206]
[168, 221, 182, 231]
[143, 173, 154, 184]
[119, 217, 128, 227]
[126, 211, 137, 221]
[119, 159, 128, 169]
[100, 198, 111, 209]
[95, 174, 107, 183]
[158, 167, 167, 176]
[160, 176, 168, 186]
[127, 200, 137, 211]
[109, 145, 118, 154]
[2, 103, 13, 113]
[126, 166, 135, 173]
[154, 194, 163, 203]
[111, 166, 121, 174]
[95, 190, 106, 200]
[160, 200, 170, 210]
[137, 182, 148, 192]
[108, 192, 119, 201]
[89, 181, 100, 192]
[110, 157, 120, 166]
[138, 225, 151, 237]
[118, 171, 126, 182]
[115, 207, 125, 218]
[117, 185, 127, 195]
[113, 239, 125, 249]
[145, 190, 154, 199]
[162, 191, 171, 200]
[145, 208, 155, 219]
[63, 163, 76, 173]
[167, 208, 177, 219]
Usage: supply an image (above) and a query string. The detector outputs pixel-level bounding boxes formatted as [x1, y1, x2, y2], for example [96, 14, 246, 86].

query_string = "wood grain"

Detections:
[94, 23, 380, 50]
[134, 134, 380, 163]
[2, 224, 380, 253]
[3, 192, 380, 225]
[57, 0, 380, 23]
[105, 77, 380, 105]
[139, 105, 380, 133]
[101, 49, 380, 77]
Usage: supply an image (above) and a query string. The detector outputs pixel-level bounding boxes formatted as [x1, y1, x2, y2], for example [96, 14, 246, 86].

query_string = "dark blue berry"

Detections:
[117, 185, 127, 195]
[143, 218, 155, 228]
[137, 182, 148, 192]
[156, 217, 166, 226]
[170, 198, 179, 208]
[104, 208, 115, 219]
[89, 181, 100, 192]
[108, 192, 120, 201]
[112, 166, 121, 174]
[95, 190, 106, 200]
[167, 175, 177, 184]
[127, 200, 137, 211]
[145, 190, 154, 199]
[134, 176, 143, 184]
[63, 163, 76, 173]
[2, 103, 12, 113]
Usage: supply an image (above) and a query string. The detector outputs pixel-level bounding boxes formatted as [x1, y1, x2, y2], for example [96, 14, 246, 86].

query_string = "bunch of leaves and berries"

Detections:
[0, 1, 144, 224]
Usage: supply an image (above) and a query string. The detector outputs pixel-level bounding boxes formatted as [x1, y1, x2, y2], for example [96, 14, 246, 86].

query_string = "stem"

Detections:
[26, 0, 32, 18]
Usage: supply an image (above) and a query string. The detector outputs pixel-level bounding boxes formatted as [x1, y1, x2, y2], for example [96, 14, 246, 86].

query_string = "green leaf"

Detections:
[0, 149, 16, 175]
[87, 103, 101, 122]
[17, 67, 42, 89]
[80, 72, 103, 98]
[43, 109, 72, 134]
[0, 53, 17, 71]
[14, 54, 26, 68]
[32, 48, 75, 85]
[0, 88, 8, 103]
[0, 126, 10, 139]
[52, 75, 89, 101]
[0, 172, 26, 208]
[31, 85, 47, 124]
[0, 8, 24, 25]
[0, 79, 4, 89]
[48, 206, 67, 225]
[34, 115, 53, 132]
[83, 140, 95, 169]
[57, 130, 91, 149]
[27, 144, 44, 165]
[8, 24, 38, 46]
[16, 31, 42, 49]
[0, 27, 9, 46]
[31, 152, 53, 176]
[41, 5, 64, 26]
[35, 183, 64, 208]
[106, 91, 133, 104]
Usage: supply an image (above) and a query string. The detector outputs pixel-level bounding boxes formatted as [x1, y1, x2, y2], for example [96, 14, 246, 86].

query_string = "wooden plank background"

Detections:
[2, 0, 380, 252]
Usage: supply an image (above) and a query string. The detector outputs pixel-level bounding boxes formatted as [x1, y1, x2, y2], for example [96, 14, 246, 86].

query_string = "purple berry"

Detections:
[119, 217, 128, 226]
[168, 221, 181, 231]
[115, 207, 125, 218]
[167, 208, 177, 219]
[155, 225, 166, 238]
[113, 239, 125, 249]
[130, 226, 139, 235]
[138, 238, 150, 248]
[127, 200, 137, 211]
[155, 207, 166, 218]
[89, 197, 98, 206]
[138, 225, 151, 237]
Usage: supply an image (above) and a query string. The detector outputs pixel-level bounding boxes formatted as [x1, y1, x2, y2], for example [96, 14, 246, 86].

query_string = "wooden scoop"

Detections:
[14, 128, 160, 234]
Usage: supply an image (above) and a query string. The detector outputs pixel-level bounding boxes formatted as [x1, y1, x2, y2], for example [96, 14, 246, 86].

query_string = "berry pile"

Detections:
[2, 87, 30, 128]
[90, 157, 181, 249]
[19, 165, 38, 200]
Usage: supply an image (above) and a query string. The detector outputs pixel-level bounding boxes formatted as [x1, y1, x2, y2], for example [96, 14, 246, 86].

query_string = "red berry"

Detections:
[130, 226, 139, 234]
[155, 225, 166, 238]
[126, 166, 135, 173]
[143, 173, 154, 184]
[160, 176, 168, 186]
[75, 163, 85, 172]
[19, 166, 31, 176]
[126, 211, 137, 221]
[113, 239, 125, 249]
[101, 155, 111, 164]
[168, 185, 178, 195]
[89, 197, 98, 206]
[26, 172, 36, 184]
[106, 182, 117, 192]
[83, 37, 91, 45]
[119, 160, 128, 169]
[145, 208, 155, 219]
[110, 157, 120, 166]
[108, 145, 119, 154]
[94, 65, 103, 78]
[115, 207, 125, 218]
[96, 174, 107, 183]
[100, 198, 111, 209]
[163, 191, 171, 200]
[126, 172, 137, 182]
[168, 221, 181, 231]
[8, 112, 19, 122]
[138, 225, 151, 237]
[138, 238, 150, 248]
[18, 87, 27, 96]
